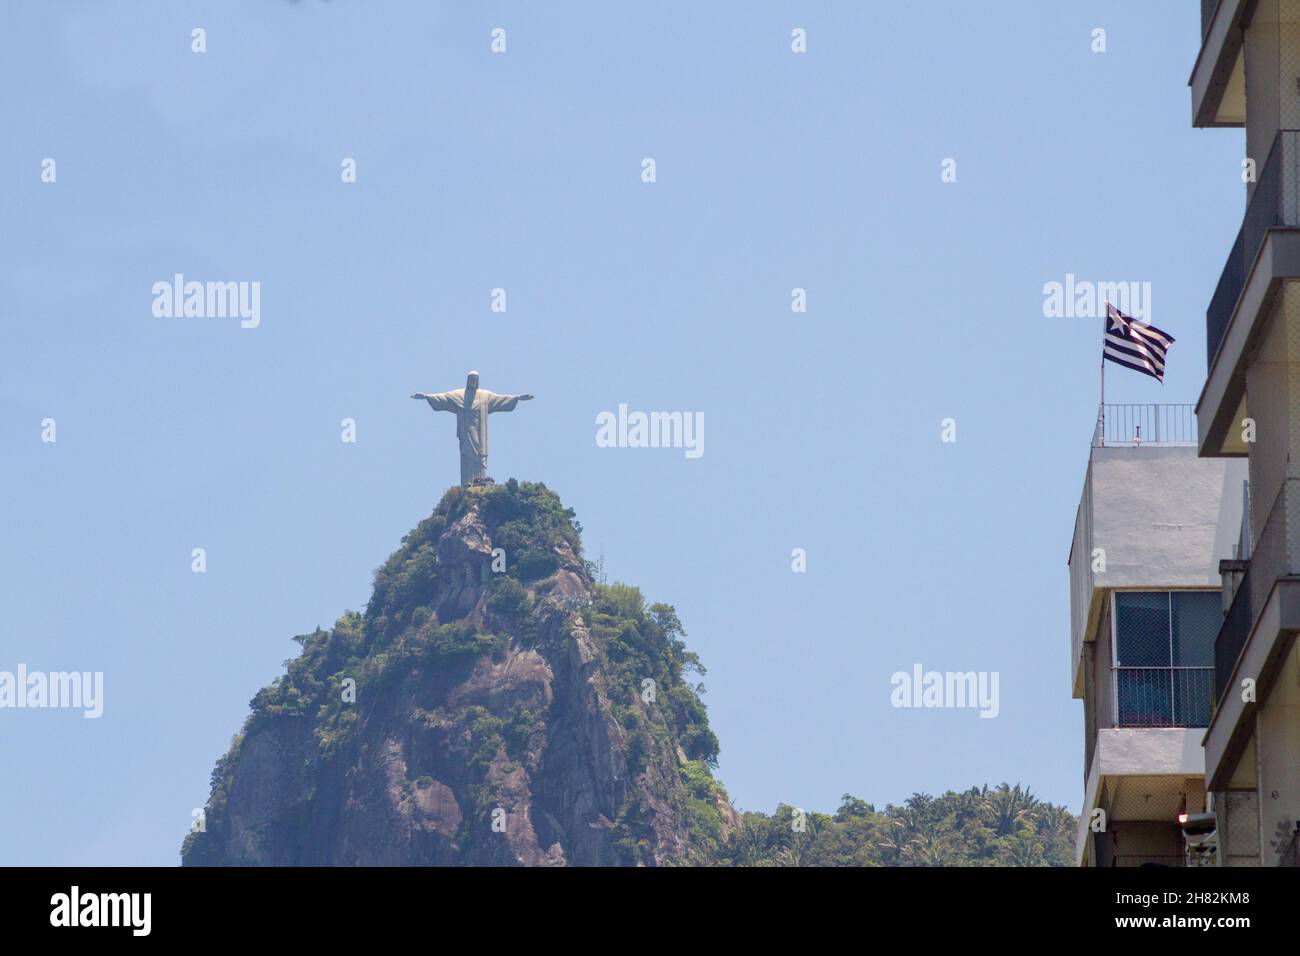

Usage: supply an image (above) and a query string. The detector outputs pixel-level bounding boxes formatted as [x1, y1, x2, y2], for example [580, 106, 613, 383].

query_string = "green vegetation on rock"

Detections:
[182, 480, 1073, 867]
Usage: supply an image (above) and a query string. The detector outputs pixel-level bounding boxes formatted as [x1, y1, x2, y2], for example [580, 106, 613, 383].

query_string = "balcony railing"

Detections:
[1206, 130, 1297, 371]
[1201, 0, 1221, 39]
[1201, 0, 1222, 39]
[1215, 565, 1252, 702]
[1114, 666, 1214, 728]
[1245, 478, 1300, 612]
[1215, 479, 1300, 703]
[1093, 404, 1197, 447]
[1207, 227, 1245, 368]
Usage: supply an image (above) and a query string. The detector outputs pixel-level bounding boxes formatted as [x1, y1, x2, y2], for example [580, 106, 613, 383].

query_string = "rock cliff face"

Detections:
[182, 480, 734, 866]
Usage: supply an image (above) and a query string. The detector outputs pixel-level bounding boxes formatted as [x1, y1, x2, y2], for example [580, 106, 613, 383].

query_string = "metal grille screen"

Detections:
[1222, 791, 1261, 866]
[1114, 592, 1169, 666]
[1113, 592, 1216, 728]
[1172, 592, 1220, 665]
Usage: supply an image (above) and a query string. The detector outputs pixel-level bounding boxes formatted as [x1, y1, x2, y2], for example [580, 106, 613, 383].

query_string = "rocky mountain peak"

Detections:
[182, 479, 734, 866]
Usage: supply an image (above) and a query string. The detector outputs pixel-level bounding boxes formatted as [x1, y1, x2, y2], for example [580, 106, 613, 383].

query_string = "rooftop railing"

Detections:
[1206, 129, 1297, 370]
[1093, 404, 1197, 447]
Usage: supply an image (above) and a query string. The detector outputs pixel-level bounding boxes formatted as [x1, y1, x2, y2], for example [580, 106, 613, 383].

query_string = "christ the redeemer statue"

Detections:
[411, 371, 533, 486]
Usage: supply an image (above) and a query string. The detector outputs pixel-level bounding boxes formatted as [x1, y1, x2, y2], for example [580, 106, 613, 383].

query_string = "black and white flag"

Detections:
[1103, 303, 1174, 383]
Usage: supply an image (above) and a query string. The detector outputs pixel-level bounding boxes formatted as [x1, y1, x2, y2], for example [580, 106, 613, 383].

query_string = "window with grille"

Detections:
[1112, 591, 1218, 728]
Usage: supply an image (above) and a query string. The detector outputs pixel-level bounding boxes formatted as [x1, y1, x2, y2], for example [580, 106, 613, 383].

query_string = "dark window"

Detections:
[1172, 591, 1219, 666]
[1113, 591, 1216, 728]
[1114, 592, 1170, 667]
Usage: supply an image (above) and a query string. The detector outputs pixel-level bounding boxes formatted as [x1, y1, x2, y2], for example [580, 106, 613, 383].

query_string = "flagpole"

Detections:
[1099, 315, 1106, 447]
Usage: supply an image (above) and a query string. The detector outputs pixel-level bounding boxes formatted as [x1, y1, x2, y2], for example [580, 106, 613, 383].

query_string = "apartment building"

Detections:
[1068, 406, 1246, 866]
[1192, 0, 1300, 867]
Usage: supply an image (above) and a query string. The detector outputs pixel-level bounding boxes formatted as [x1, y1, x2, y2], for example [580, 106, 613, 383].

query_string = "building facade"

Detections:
[1068, 410, 1246, 865]
[1193, 0, 1300, 867]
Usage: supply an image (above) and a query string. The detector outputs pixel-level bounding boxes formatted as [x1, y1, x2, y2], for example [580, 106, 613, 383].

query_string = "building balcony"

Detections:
[1205, 130, 1296, 370]
[1190, 0, 1246, 128]
[1076, 728, 1206, 866]
[1198, 129, 1300, 457]
[1068, 437, 1239, 699]
[1204, 478, 1300, 791]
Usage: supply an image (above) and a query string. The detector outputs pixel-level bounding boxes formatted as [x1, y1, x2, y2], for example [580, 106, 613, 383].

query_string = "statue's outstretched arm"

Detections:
[414, 390, 462, 412]
[487, 392, 533, 413]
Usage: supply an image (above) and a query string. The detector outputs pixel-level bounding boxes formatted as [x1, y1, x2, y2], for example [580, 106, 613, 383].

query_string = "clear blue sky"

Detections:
[0, 1, 1242, 865]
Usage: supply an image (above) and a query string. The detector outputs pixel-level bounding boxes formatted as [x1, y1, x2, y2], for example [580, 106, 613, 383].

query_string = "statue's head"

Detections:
[466, 370, 480, 391]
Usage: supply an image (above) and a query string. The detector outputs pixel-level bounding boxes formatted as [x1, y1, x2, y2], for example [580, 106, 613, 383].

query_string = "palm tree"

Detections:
[905, 792, 934, 812]
[773, 829, 818, 867]
[904, 830, 955, 867]
[729, 817, 774, 867]
[1003, 833, 1046, 867]
[981, 783, 1039, 836]
[877, 818, 912, 864]
[1034, 803, 1075, 843]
